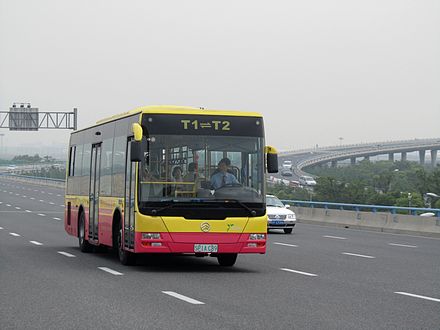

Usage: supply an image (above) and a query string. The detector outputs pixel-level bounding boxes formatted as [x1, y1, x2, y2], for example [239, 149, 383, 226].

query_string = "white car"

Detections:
[299, 175, 317, 186]
[266, 194, 296, 234]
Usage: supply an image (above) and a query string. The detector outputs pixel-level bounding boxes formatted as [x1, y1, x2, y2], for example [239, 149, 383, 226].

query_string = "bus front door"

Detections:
[89, 143, 101, 242]
[124, 139, 136, 250]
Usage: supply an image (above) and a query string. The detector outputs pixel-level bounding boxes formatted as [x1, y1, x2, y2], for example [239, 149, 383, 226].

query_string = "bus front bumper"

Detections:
[134, 232, 266, 254]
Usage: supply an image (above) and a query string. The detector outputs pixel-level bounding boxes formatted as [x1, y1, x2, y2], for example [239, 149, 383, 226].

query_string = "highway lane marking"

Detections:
[57, 251, 76, 258]
[280, 268, 318, 277]
[49, 202, 55, 205]
[162, 291, 205, 305]
[57, 194, 62, 197]
[15, 207, 21, 210]
[30, 197, 35, 200]
[60, 204, 65, 207]
[98, 267, 123, 276]
[30, 241, 43, 246]
[53, 217, 61, 221]
[0, 226, 3, 230]
[9, 232, 21, 237]
[323, 235, 347, 240]
[39, 200, 44, 202]
[388, 243, 417, 248]
[273, 242, 298, 247]
[38, 213, 46, 217]
[395, 292, 440, 303]
[6, 204, 11, 206]
[342, 252, 375, 259]
[25, 210, 31, 213]
[22, 195, 27, 198]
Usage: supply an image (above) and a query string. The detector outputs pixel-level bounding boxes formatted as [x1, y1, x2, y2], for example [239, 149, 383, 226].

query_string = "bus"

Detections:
[65, 105, 278, 266]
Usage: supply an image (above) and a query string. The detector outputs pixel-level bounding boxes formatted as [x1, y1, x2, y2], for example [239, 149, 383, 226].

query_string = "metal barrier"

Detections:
[281, 200, 440, 218]
[0, 173, 65, 189]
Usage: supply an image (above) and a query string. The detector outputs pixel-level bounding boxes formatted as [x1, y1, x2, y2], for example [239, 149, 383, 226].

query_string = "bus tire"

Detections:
[284, 228, 293, 234]
[217, 253, 237, 267]
[118, 221, 136, 266]
[78, 211, 92, 252]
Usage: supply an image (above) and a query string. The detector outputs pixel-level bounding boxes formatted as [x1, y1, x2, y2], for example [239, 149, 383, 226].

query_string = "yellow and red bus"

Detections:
[65, 105, 278, 266]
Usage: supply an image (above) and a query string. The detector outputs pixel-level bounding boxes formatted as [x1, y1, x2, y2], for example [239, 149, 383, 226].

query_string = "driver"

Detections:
[210, 157, 238, 190]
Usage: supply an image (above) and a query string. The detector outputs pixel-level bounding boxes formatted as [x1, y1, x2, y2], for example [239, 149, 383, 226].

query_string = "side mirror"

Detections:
[265, 146, 278, 173]
[284, 204, 290, 209]
[130, 141, 142, 162]
[132, 123, 143, 142]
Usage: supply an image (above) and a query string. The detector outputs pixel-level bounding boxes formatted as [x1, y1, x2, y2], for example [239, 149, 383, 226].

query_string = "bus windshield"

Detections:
[139, 134, 265, 206]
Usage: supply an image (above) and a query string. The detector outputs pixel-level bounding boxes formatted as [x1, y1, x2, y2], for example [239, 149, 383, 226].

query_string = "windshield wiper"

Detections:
[151, 200, 181, 216]
[215, 199, 257, 217]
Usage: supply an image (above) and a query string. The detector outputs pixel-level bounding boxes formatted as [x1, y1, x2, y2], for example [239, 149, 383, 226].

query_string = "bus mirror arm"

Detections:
[130, 141, 143, 162]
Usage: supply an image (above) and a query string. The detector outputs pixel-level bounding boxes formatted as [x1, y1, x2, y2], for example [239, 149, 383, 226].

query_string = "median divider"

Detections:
[287, 201, 440, 238]
[0, 174, 65, 189]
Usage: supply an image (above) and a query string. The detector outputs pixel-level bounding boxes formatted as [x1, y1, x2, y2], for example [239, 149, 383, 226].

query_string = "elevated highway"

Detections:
[280, 138, 440, 177]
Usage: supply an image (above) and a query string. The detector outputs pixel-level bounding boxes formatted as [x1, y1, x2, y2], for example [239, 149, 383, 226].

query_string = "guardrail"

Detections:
[281, 200, 440, 217]
[0, 173, 66, 188]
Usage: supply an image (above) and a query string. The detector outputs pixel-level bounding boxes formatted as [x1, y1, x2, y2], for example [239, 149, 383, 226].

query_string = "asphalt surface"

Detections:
[1, 178, 440, 330]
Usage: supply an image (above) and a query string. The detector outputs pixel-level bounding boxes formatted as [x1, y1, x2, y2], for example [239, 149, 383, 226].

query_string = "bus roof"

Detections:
[96, 105, 262, 125]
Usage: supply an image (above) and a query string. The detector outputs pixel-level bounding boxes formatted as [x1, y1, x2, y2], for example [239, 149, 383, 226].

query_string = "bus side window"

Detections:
[69, 146, 76, 176]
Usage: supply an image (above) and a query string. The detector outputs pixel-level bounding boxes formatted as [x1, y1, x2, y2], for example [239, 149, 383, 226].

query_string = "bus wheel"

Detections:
[78, 212, 92, 252]
[284, 228, 293, 234]
[118, 222, 136, 266]
[217, 253, 237, 267]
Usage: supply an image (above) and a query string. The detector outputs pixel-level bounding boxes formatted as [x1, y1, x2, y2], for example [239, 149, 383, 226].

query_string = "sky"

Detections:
[0, 0, 439, 155]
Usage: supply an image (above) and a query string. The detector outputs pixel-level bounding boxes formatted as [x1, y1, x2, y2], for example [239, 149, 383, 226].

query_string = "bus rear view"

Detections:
[65, 106, 278, 266]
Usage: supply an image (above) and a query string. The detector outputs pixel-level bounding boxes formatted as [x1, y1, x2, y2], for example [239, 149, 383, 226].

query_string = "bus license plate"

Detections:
[194, 244, 218, 253]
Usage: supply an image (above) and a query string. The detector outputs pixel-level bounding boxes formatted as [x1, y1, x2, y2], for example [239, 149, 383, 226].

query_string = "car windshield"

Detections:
[139, 134, 265, 204]
[266, 196, 284, 207]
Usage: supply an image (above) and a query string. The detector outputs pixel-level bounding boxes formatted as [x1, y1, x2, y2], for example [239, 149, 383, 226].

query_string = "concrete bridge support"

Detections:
[401, 152, 407, 162]
[351, 157, 356, 165]
[388, 153, 394, 162]
[364, 156, 370, 161]
[331, 160, 338, 168]
[419, 150, 426, 165]
[431, 150, 438, 168]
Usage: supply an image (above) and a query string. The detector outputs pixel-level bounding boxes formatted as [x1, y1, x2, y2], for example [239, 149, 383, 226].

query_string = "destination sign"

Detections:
[142, 114, 264, 137]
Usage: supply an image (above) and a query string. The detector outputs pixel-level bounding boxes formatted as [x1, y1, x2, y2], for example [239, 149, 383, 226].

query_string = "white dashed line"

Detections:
[389, 243, 417, 248]
[15, 207, 21, 210]
[6, 204, 11, 207]
[323, 235, 347, 240]
[39, 200, 44, 202]
[9, 232, 21, 237]
[98, 267, 123, 276]
[25, 210, 32, 213]
[37, 214, 46, 217]
[280, 268, 318, 277]
[57, 251, 76, 258]
[49, 202, 55, 205]
[30, 241, 43, 246]
[395, 292, 440, 303]
[0, 226, 4, 230]
[53, 217, 61, 221]
[342, 252, 375, 259]
[162, 291, 205, 305]
[273, 242, 298, 247]
[30, 198, 35, 200]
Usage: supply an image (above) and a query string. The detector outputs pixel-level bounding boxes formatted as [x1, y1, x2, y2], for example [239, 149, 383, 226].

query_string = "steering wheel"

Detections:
[216, 183, 243, 190]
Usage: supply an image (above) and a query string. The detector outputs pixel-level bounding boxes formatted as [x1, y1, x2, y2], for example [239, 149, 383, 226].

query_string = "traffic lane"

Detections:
[0, 231, 227, 330]
[0, 182, 65, 209]
[128, 253, 440, 329]
[268, 226, 440, 298]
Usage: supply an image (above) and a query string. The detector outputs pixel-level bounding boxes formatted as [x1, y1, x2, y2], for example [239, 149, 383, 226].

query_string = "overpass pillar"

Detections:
[331, 160, 337, 168]
[419, 150, 426, 165]
[431, 150, 438, 168]
[388, 153, 394, 162]
[351, 157, 356, 165]
[401, 152, 407, 162]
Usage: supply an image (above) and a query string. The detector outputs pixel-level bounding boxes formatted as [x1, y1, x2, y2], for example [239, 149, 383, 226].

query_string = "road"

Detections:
[1, 178, 440, 330]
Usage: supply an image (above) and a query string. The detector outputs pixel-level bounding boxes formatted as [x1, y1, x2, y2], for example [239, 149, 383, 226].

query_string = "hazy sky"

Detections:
[1, 0, 439, 153]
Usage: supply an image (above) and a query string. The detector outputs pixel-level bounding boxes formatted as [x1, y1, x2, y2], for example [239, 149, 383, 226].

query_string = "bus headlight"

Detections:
[142, 233, 161, 240]
[249, 234, 266, 240]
